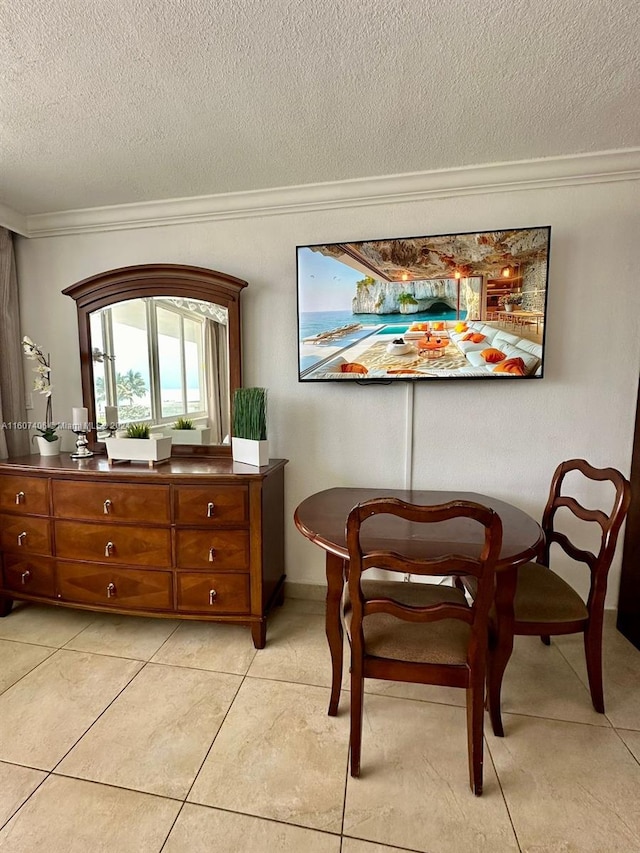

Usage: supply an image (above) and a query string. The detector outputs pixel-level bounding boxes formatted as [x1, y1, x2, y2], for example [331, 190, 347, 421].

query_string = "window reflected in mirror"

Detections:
[89, 297, 230, 445]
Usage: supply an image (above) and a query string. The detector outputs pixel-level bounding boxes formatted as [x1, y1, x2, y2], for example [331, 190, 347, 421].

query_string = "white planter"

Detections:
[105, 436, 172, 466]
[35, 436, 60, 456]
[232, 437, 269, 467]
[167, 427, 212, 445]
[386, 341, 412, 355]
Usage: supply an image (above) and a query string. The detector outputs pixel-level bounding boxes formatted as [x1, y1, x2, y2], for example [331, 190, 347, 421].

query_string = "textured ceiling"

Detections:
[1, 0, 639, 216]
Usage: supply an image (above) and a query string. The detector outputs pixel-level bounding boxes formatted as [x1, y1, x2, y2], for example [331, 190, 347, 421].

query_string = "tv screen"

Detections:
[297, 226, 550, 382]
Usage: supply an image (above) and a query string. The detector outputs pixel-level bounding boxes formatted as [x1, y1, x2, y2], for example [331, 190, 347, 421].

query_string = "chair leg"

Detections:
[466, 680, 485, 796]
[540, 635, 551, 646]
[584, 622, 605, 713]
[486, 622, 514, 738]
[350, 660, 365, 777]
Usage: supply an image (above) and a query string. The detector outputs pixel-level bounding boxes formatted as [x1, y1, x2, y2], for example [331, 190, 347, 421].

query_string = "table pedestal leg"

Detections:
[326, 552, 346, 716]
[487, 567, 517, 737]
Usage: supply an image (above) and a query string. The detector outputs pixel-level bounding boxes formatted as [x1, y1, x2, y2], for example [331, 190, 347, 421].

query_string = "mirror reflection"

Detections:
[90, 296, 230, 445]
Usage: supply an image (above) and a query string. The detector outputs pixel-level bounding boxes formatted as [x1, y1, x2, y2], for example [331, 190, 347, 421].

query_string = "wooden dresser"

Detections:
[0, 455, 286, 648]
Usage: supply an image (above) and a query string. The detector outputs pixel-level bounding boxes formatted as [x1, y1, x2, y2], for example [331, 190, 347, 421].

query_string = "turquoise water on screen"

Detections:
[299, 309, 466, 341]
[299, 309, 467, 371]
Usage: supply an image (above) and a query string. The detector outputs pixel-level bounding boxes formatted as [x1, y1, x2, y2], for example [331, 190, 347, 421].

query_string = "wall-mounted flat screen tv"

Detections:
[297, 226, 550, 382]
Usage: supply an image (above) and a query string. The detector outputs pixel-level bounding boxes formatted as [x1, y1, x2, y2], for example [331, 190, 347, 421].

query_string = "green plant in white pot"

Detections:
[173, 417, 194, 430]
[232, 387, 268, 467]
[105, 422, 172, 467]
[167, 416, 212, 445]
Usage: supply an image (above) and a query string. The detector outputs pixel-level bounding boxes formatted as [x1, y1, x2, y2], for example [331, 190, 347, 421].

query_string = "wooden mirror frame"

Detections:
[63, 263, 247, 457]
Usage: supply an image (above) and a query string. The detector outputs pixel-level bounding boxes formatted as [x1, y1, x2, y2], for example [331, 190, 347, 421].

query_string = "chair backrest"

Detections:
[346, 498, 503, 664]
[541, 459, 631, 610]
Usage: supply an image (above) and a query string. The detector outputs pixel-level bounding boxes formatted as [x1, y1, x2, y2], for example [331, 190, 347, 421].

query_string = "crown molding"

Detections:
[21, 148, 640, 238]
[0, 203, 29, 236]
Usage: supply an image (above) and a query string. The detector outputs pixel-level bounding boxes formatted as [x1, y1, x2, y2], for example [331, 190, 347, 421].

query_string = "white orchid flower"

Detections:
[24, 336, 54, 426]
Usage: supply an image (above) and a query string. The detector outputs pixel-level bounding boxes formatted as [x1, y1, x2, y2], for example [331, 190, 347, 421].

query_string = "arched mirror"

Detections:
[63, 264, 247, 456]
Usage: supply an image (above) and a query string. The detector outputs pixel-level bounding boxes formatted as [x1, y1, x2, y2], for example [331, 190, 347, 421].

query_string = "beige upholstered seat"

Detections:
[345, 581, 470, 664]
[513, 563, 589, 623]
[345, 497, 502, 796]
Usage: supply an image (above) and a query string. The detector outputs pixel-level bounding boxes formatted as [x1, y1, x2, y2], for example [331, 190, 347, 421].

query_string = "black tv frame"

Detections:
[296, 225, 550, 383]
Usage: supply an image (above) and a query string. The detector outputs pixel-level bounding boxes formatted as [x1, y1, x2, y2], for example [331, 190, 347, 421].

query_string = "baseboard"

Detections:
[284, 581, 326, 602]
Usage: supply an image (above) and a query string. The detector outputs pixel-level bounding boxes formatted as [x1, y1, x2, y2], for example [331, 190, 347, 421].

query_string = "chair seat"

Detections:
[514, 562, 589, 624]
[345, 580, 470, 665]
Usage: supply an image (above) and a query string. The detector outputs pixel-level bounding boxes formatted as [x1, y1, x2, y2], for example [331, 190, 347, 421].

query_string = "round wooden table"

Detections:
[294, 487, 543, 730]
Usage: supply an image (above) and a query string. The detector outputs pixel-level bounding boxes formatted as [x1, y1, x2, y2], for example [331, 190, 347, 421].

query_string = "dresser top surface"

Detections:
[0, 454, 287, 482]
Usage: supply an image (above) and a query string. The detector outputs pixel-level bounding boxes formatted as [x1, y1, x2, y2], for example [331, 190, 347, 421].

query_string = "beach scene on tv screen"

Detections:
[297, 227, 549, 381]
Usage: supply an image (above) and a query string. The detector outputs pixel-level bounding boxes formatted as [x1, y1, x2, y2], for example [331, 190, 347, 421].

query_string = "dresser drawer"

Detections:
[174, 485, 248, 525]
[55, 520, 171, 566]
[53, 480, 170, 524]
[0, 514, 52, 555]
[2, 554, 55, 597]
[177, 572, 250, 614]
[0, 476, 49, 515]
[57, 562, 172, 611]
[175, 529, 249, 570]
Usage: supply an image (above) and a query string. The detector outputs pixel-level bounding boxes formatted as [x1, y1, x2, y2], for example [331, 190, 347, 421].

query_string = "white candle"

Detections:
[104, 406, 118, 428]
[72, 407, 89, 431]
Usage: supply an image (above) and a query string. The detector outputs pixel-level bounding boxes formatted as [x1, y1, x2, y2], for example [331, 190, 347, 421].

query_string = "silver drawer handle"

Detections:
[207, 501, 215, 517]
[106, 582, 116, 598]
[17, 531, 27, 546]
[103, 499, 112, 515]
[208, 547, 216, 562]
[21, 570, 31, 585]
[15, 491, 25, 505]
[105, 541, 114, 557]
[209, 589, 217, 605]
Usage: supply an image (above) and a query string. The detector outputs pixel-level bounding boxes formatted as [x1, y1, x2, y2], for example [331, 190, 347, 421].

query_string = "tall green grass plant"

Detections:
[232, 387, 267, 441]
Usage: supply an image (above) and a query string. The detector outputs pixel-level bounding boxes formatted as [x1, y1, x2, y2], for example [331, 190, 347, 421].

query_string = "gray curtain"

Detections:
[204, 319, 230, 444]
[0, 229, 29, 458]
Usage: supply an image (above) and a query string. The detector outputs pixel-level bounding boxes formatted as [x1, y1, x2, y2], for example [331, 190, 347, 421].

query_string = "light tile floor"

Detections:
[0, 600, 639, 852]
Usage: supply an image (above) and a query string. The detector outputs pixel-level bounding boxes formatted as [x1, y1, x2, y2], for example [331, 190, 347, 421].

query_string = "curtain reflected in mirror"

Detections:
[89, 296, 230, 445]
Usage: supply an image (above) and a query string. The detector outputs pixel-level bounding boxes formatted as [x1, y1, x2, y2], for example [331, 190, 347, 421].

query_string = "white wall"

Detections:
[14, 177, 640, 606]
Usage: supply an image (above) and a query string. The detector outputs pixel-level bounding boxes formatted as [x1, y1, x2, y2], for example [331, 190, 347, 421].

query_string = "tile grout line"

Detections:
[47, 770, 184, 803]
[158, 800, 187, 852]
[160, 663, 353, 850]
[0, 767, 52, 835]
[611, 727, 640, 768]
[156, 659, 350, 850]
[181, 665, 250, 805]
[4, 605, 638, 850]
[144, 619, 188, 663]
[553, 639, 621, 730]
[0, 607, 109, 829]
[492, 708, 614, 730]
[0, 646, 58, 698]
[484, 733, 524, 853]
[48, 658, 151, 775]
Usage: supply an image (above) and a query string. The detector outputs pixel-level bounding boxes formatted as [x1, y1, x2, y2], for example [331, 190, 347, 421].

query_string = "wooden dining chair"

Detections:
[487, 458, 631, 737]
[345, 497, 502, 796]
